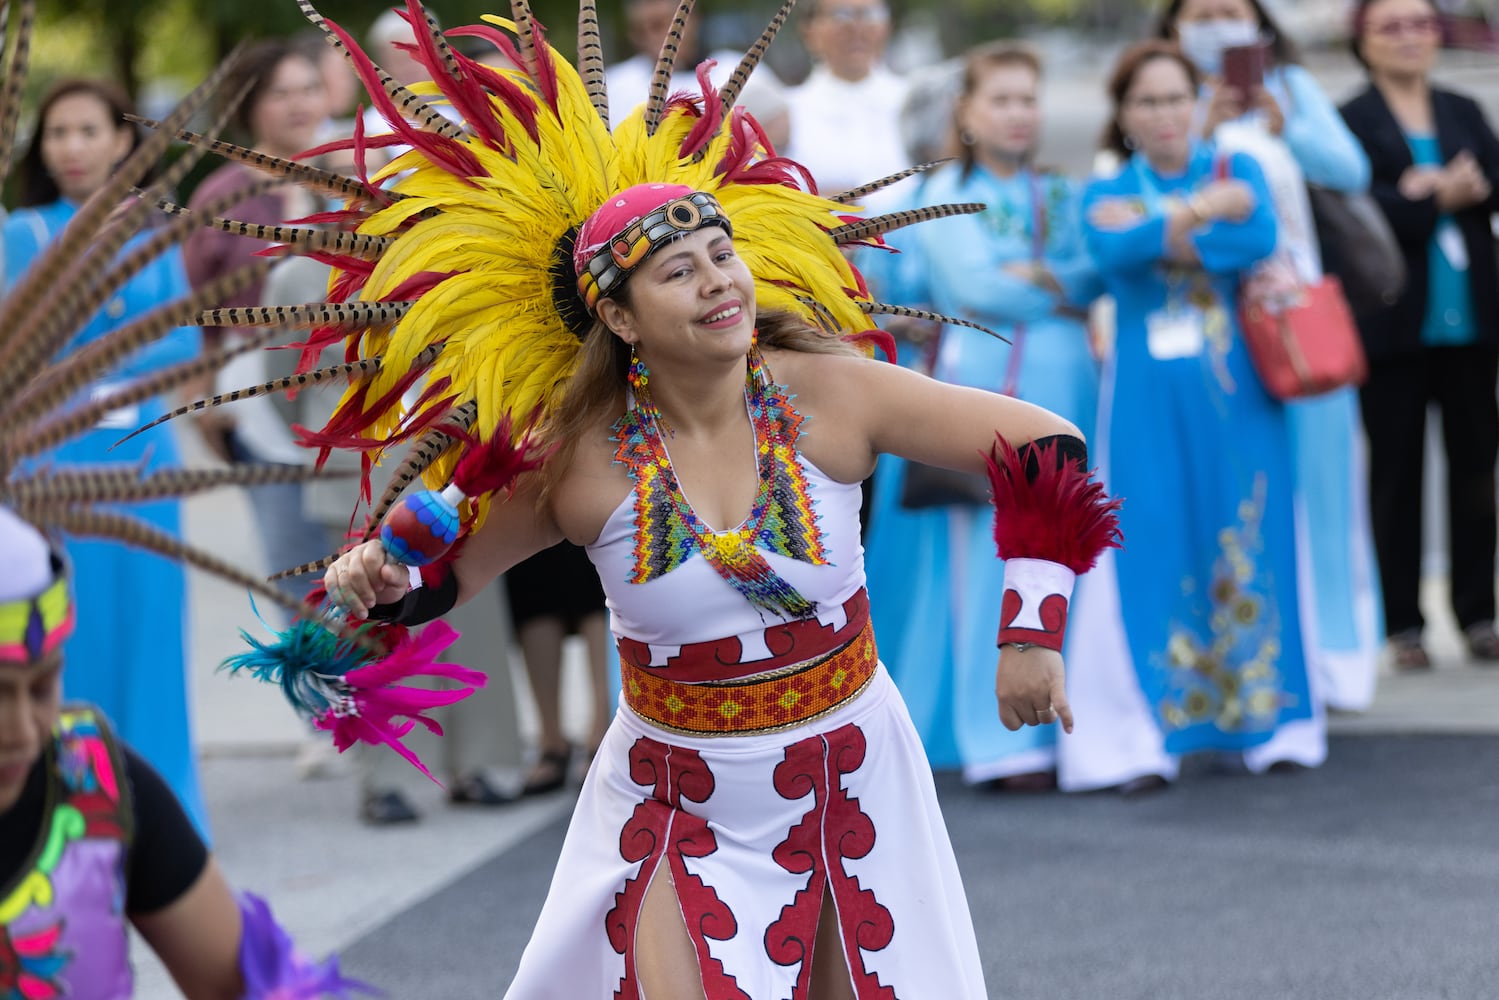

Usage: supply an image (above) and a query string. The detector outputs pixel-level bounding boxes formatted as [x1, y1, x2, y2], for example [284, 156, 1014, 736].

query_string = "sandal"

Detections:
[361, 789, 420, 826]
[449, 772, 518, 806]
[1464, 621, 1499, 662]
[987, 770, 1057, 793]
[1389, 632, 1431, 671]
[521, 745, 573, 797]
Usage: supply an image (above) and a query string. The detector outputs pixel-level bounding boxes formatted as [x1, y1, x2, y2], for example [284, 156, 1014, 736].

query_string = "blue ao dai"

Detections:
[1060, 145, 1319, 792]
[873, 163, 1102, 781]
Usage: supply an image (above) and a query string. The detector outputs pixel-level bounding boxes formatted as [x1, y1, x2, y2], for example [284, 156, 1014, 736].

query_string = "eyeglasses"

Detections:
[1366, 15, 1442, 38]
[817, 4, 890, 25]
[1125, 93, 1194, 113]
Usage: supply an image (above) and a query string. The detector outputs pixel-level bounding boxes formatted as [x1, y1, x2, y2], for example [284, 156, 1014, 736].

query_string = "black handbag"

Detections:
[1308, 184, 1406, 310]
[898, 462, 991, 509]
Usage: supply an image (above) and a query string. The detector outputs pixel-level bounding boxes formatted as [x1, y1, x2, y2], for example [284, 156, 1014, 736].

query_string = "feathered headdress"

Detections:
[0, 0, 481, 775]
[131, 0, 999, 579]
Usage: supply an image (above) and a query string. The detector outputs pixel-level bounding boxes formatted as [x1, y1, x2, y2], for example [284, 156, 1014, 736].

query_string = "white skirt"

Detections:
[503, 666, 987, 999]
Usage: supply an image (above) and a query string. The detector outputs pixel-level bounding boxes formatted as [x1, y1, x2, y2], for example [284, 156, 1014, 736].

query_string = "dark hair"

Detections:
[16, 78, 139, 208]
[1153, 0, 1302, 67]
[955, 42, 1043, 180]
[1100, 41, 1202, 158]
[1348, 0, 1440, 68]
[221, 39, 319, 138]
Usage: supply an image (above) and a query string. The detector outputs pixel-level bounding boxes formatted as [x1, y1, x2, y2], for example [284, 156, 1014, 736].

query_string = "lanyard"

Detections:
[1001, 169, 1048, 397]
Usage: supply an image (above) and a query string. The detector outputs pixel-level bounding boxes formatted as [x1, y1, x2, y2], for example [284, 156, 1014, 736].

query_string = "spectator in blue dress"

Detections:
[869, 42, 1102, 788]
[2, 79, 208, 833]
[1340, 0, 1499, 669]
[1061, 42, 1316, 794]
[1157, 0, 1385, 713]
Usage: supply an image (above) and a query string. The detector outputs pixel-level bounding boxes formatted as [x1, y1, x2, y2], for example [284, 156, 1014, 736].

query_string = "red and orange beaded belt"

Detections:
[621, 615, 879, 736]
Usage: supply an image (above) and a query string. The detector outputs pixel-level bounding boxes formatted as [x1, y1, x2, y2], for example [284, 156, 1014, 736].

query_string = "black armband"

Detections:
[367, 565, 459, 626]
[1015, 434, 1088, 482]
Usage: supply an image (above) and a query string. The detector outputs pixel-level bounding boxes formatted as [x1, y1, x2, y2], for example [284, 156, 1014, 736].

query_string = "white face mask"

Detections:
[1177, 19, 1262, 77]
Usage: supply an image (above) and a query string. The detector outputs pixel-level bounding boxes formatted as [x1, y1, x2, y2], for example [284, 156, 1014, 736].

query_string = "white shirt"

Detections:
[785, 65, 911, 209]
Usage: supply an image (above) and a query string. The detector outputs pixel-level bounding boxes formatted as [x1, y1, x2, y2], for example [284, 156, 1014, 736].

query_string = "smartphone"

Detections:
[1222, 41, 1268, 95]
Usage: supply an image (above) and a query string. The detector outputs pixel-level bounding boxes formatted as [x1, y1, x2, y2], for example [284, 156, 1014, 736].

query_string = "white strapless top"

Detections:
[585, 452, 867, 659]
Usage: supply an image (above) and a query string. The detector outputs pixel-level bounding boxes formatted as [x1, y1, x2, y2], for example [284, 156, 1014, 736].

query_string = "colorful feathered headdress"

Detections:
[130, 0, 998, 580]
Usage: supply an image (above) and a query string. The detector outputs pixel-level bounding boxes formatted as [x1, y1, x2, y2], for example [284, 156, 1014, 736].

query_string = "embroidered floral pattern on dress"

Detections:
[1155, 474, 1290, 733]
[613, 351, 827, 620]
[767, 724, 895, 1000]
[607, 739, 748, 1000]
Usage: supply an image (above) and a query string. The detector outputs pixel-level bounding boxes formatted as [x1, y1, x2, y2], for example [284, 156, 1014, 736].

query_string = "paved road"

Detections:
[335, 734, 1499, 999]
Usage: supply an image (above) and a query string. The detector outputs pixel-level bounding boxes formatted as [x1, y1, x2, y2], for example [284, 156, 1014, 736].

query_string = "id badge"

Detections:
[90, 383, 140, 431]
[1435, 222, 1469, 272]
[1146, 308, 1205, 360]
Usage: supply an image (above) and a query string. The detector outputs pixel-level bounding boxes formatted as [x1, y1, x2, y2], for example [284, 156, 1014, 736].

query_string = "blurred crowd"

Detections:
[3, 0, 1497, 841]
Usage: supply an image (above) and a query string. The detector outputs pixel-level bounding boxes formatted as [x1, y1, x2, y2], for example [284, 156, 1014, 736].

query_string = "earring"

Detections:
[746, 329, 768, 395]
[627, 346, 667, 432]
[1123, 133, 1140, 151]
[959, 129, 976, 147]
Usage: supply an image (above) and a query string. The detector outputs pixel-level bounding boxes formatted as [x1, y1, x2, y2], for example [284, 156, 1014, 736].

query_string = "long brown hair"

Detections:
[16, 79, 139, 208]
[955, 42, 1043, 181]
[535, 301, 860, 500]
[1099, 41, 1202, 159]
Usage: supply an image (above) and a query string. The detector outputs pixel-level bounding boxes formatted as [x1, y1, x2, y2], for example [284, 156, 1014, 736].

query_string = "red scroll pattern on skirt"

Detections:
[607, 737, 750, 1000]
[766, 723, 895, 1000]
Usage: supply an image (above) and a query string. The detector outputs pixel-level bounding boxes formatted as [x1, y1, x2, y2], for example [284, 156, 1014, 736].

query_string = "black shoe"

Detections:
[1116, 774, 1169, 798]
[448, 772, 518, 806]
[1464, 621, 1499, 662]
[361, 790, 420, 825]
[521, 746, 573, 797]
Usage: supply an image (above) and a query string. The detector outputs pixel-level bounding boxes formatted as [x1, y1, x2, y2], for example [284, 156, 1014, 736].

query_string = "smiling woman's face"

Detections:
[596, 227, 758, 367]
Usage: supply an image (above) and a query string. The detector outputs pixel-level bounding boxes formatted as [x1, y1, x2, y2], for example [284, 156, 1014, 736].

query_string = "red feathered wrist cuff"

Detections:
[985, 433, 1122, 573]
[997, 558, 1074, 651]
[986, 432, 1122, 651]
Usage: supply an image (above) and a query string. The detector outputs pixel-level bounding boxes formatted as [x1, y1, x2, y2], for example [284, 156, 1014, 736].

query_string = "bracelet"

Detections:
[1000, 641, 1036, 653]
[1186, 194, 1210, 223]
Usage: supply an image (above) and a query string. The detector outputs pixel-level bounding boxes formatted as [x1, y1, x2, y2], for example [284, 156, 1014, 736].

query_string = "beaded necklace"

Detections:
[612, 348, 827, 620]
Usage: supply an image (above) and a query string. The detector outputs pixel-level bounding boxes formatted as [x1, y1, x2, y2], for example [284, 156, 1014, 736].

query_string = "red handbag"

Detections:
[1238, 273, 1368, 400]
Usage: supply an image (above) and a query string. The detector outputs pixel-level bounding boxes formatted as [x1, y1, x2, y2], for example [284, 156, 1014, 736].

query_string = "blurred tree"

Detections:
[36, 0, 584, 99]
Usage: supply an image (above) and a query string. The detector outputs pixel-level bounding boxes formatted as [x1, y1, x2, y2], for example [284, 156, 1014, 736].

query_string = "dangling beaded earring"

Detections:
[746, 327, 769, 395]
[627, 345, 667, 431]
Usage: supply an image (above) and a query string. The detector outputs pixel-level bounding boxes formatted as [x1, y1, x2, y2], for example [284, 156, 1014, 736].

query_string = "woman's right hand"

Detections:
[324, 539, 409, 618]
[1200, 83, 1245, 138]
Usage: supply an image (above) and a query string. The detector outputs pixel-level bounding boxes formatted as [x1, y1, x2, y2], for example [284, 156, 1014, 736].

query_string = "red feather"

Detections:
[985, 433, 1123, 574]
[449, 412, 555, 499]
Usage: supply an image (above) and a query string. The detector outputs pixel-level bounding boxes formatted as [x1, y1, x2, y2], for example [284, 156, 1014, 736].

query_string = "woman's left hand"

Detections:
[995, 645, 1072, 733]
[1250, 87, 1284, 136]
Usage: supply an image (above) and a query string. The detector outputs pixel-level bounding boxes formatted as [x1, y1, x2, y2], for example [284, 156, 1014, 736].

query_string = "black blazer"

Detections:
[1339, 84, 1499, 361]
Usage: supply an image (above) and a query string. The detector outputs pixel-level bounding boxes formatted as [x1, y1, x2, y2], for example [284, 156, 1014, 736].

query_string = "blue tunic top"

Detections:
[1082, 143, 1312, 753]
[1405, 133, 1477, 346]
